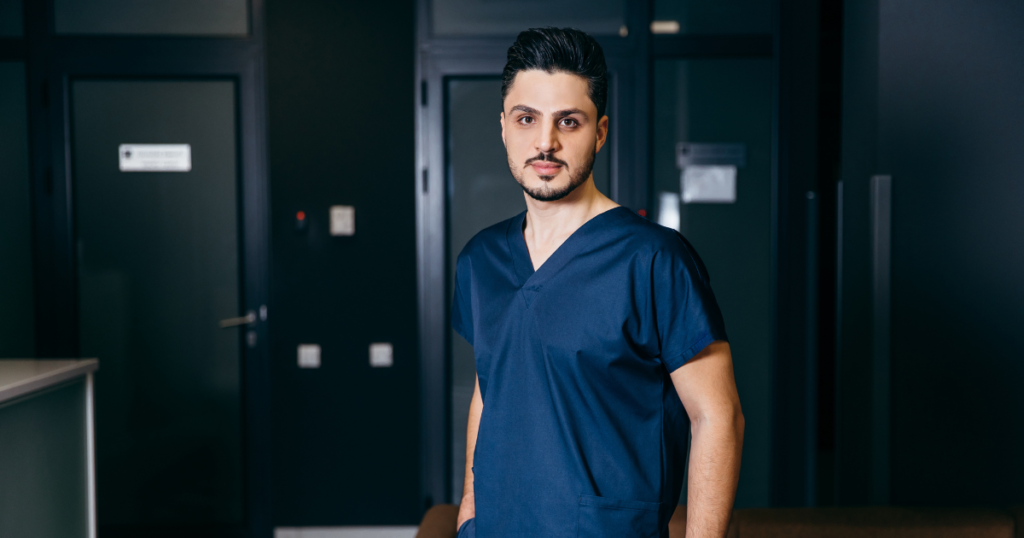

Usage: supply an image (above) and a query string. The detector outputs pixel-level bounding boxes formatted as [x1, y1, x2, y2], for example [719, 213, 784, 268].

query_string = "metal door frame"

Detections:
[414, 0, 652, 507]
[18, 1, 272, 536]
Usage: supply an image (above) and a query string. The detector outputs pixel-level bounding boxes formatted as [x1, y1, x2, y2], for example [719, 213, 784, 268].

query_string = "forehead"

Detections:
[504, 69, 594, 113]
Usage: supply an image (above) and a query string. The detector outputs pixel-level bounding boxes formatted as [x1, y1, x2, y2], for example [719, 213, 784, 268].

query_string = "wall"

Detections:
[266, 0, 421, 525]
[0, 62, 34, 358]
[836, 0, 878, 505]
[839, 0, 1024, 506]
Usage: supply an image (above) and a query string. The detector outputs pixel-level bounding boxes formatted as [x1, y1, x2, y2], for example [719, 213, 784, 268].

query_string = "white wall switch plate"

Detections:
[330, 205, 355, 236]
[369, 342, 393, 368]
[297, 344, 321, 368]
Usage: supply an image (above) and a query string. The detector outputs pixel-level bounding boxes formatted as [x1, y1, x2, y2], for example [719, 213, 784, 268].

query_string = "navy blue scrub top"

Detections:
[452, 206, 727, 538]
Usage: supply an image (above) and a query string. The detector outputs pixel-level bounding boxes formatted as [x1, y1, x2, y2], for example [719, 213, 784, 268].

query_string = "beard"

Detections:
[507, 144, 597, 202]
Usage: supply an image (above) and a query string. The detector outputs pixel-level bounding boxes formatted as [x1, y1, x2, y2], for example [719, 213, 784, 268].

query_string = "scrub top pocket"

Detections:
[576, 494, 662, 538]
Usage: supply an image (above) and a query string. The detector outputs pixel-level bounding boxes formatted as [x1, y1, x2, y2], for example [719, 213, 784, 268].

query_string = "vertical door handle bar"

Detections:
[870, 175, 892, 504]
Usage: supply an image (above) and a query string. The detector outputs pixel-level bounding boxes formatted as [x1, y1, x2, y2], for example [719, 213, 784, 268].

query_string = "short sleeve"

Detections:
[651, 232, 728, 373]
[451, 253, 474, 346]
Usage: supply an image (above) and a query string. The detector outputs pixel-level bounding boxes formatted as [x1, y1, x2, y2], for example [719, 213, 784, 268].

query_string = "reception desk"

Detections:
[0, 359, 98, 538]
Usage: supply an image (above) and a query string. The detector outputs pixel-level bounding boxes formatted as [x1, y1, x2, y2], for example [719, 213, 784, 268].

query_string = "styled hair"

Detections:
[502, 27, 608, 119]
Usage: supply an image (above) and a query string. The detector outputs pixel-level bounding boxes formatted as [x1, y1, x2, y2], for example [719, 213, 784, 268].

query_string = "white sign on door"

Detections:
[119, 144, 192, 172]
[681, 165, 737, 204]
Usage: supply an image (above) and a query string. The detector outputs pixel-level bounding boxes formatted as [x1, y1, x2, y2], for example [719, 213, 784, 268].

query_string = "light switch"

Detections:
[297, 344, 321, 368]
[369, 342, 393, 368]
[330, 205, 355, 236]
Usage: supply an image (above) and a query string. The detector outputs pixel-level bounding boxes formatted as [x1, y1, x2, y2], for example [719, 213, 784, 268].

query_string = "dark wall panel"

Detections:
[841, 0, 1024, 506]
[266, 0, 420, 525]
[878, 0, 1024, 506]
[836, 0, 879, 506]
[0, 62, 34, 358]
[774, 0, 829, 507]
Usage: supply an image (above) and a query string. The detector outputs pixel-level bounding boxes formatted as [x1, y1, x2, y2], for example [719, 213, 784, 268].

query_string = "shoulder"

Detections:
[612, 207, 694, 254]
[456, 211, 521, 265]
[612, 208, 709, 283]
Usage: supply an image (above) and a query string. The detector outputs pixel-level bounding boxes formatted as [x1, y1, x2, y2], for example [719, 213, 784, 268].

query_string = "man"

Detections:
[452, 27, 744, 538]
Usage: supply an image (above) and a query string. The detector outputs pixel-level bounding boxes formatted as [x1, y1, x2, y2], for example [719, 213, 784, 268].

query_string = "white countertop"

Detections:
[0, 359, 99, 405]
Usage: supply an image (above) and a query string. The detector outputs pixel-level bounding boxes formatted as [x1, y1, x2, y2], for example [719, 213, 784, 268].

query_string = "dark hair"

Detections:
[502, 27, 608, 118]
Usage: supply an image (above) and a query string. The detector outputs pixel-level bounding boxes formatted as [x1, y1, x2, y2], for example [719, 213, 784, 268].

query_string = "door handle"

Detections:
[219, 311, 256, 328]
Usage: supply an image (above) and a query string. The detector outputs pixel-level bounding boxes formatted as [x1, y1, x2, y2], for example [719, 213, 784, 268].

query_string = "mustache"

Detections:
[524, 152, 568, 167]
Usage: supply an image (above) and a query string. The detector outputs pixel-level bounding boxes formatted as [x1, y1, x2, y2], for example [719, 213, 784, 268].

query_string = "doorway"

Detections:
[443, 75, 613, 502]
[16, 2, 272, 535]
[72, 79, 249, 530]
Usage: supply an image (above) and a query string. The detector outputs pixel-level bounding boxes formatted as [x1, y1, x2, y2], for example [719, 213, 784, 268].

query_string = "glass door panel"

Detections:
[55, 0, 248, 36]
[653, 58, 773, 507]
[0, 0, 22, 37]
[445, 76, 611, 501]
[72, 80, 243, 526]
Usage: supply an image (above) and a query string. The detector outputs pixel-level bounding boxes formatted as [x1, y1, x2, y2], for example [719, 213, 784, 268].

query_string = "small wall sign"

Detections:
[119, 144, 192, 172]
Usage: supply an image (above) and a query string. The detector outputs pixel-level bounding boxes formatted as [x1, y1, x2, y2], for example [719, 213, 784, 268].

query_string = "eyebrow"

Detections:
[509, 105, 589, 120]
[510, 105, 541, 115]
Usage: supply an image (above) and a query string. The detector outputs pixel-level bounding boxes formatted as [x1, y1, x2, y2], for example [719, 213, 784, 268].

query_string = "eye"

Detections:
[560, 118, 579, 128]
[517, 116, 534, 125]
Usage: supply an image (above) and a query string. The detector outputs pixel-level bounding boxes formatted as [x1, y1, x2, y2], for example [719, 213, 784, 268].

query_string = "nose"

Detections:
[536, 119, 561, 154]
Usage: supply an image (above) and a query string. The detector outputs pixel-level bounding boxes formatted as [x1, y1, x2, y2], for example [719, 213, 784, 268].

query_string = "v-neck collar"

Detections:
[506, 206, 629, 293]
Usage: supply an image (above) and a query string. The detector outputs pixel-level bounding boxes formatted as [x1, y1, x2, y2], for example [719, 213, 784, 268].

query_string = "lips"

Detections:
[531, 162, 563, 175]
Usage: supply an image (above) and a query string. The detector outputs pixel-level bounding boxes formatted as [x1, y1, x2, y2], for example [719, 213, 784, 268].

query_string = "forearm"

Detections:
[461, 451, 476, 513]
[458, 377, 483, 527]
[684, 410, 744, 538]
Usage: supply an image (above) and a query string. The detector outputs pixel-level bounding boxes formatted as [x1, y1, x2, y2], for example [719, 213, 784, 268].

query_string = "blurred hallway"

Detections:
[1, 0, 1023, 536]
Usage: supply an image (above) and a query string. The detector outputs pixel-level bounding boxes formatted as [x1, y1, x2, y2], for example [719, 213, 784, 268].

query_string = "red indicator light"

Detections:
[638, 209, 647, 217]
[296, 211, 306, 221]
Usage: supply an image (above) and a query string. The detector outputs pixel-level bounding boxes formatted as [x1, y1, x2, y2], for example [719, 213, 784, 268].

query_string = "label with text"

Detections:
[119, 144, 192, 172]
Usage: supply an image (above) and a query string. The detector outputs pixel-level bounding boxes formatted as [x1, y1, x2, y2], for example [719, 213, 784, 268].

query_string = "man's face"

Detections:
[501, 70, 608, 202]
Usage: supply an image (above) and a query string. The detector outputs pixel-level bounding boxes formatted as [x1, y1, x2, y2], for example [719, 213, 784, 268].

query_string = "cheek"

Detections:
[567, 128, 597, 153]
[566, 139, 595, 164]
[503, 132, 532, 158]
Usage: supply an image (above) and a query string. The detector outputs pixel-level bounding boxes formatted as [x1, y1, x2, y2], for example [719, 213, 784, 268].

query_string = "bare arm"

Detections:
[669, 340, 744, 538]
[456, 375, 483, 531]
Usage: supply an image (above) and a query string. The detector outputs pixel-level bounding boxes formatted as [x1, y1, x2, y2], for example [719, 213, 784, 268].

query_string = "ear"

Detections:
[500, 111, 507, 147]
[595, 114, 609, 153]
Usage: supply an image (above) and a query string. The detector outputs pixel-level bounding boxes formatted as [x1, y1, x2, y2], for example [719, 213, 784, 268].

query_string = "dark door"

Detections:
[417, 40, 638, 505]
[443, 75, 612, 502]
[651, 58, 775, 507]
[71, 79, 260, 536]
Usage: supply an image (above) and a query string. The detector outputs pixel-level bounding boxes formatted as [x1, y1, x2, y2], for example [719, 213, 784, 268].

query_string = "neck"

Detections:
[522, 176, 619, 243]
